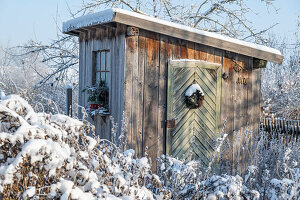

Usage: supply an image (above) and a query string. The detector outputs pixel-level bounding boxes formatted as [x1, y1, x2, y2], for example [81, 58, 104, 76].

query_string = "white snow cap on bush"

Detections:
[0, 94, 299, 199]
[0, 94, 156, 199]
[185, 83, 204, 97]
[23, 186, 36, 199]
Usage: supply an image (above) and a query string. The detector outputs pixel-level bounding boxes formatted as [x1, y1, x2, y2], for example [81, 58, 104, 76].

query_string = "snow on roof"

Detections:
[63, 9, 114, 34]
[63, 8, 283, 64]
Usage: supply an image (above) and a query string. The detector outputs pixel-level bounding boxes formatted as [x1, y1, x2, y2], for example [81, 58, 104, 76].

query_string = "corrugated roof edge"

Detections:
[62, 8, 283, 64]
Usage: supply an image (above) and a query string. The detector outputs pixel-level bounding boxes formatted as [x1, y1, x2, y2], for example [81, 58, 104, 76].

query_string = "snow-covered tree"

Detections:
[0, 45, 79, 116]
[261, 32, 300, 119]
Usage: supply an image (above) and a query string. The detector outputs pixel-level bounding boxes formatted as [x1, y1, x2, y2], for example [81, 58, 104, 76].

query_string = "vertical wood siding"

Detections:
[123, 29, 261, 170]
[79, 25, 126, 140]
[79, 26, 262, 171]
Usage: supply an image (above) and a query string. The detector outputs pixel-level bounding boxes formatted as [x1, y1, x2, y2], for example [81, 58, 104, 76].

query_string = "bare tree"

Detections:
[76, 0, 277, 43]
[15, 0, 278, 87]
[11, 35, 79, 88]
[0, 43, 13, 67]
[1, 42, 79, 116]
[6, 0, 278, 103]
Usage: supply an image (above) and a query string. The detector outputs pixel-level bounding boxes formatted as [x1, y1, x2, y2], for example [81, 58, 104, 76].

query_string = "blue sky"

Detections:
[0, 0, 299, 47]
[0, 0, 82, 46]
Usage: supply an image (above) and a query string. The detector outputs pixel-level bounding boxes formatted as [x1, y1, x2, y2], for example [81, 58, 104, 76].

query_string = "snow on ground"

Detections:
[0, 93, 299, 199]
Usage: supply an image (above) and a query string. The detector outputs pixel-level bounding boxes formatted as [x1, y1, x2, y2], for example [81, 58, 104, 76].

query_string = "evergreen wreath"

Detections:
[82, 80, 109, 109]
[185, 86, 205, 109]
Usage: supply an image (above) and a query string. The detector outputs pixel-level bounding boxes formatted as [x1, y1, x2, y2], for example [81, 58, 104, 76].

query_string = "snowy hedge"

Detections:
[0, 93, 299, 199]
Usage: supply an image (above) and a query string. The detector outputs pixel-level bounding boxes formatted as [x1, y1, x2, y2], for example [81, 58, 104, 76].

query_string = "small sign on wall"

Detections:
[233, 62, 247, 85]
[236, 77, 247, 85]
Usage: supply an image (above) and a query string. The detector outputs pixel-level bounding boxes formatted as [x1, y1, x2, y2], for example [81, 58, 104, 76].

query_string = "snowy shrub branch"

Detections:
[261, 34, 300, 119]
[0, 93, 299, 199]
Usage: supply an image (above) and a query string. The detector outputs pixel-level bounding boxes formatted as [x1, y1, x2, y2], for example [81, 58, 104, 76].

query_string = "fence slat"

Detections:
[260, 117, 299, 141]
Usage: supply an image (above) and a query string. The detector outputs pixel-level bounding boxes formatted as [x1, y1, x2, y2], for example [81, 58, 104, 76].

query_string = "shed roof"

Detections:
[63, 8, 283, 64]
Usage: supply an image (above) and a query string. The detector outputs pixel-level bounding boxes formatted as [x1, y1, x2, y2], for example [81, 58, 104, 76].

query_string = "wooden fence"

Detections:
[259, 117, 300, 135]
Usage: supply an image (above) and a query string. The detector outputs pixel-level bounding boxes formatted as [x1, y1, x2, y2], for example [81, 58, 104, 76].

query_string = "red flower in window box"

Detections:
[90, 103, 104, 110]
[90, 104, 99, 110]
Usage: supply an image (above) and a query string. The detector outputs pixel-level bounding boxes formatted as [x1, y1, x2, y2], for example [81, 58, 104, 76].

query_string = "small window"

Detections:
[94, 50, 110, 85]
[92, 50, 110, 111]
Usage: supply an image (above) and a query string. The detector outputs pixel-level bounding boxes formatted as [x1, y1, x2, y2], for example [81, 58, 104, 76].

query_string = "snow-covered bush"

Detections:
[261, 35, 300, 119]
[217, 128, 300, 199]
[0, 93, 299, 199]
[249, 131, 300, 199]
[156, 155, 261, 199]
[0, 93, 163, 199]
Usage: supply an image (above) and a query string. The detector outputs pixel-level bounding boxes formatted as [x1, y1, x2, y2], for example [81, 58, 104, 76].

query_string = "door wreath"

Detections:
[185, 84, 205, 109]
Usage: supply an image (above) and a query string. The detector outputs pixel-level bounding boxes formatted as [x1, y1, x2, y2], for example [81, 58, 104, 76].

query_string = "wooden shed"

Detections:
[63, 8, 283, 168]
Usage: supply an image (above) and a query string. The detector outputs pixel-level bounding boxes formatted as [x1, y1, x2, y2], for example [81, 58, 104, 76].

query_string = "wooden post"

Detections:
[66, 86, 72, 117]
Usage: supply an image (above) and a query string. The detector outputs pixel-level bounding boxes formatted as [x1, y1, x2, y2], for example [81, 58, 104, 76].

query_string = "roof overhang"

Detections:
[63, 8, 283, 64]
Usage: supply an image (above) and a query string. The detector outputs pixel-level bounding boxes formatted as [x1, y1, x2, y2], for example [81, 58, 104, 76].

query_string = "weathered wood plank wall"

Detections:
[124, 29, 262, 170]
[79, 25, 126, 140]
[79, 26, 262, 171]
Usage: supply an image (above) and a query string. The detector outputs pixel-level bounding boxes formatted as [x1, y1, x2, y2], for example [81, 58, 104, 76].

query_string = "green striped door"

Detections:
[167, 60, 222, 165]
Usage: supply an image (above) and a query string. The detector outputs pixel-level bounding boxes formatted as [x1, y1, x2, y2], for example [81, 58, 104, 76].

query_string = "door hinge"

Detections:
[166, 119, 176, 128]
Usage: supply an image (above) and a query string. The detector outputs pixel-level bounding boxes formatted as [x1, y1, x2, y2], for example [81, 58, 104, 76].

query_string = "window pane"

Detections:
[101, 51, 106, 82]
[96, 52, 101, 71]
[105, 52, 110, 88]
[95, 52, 101, 83]
[101, 51, 106, 72]
[101, 72, 106, 81]
[96, 72, 100, 83]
